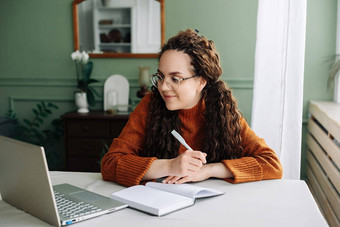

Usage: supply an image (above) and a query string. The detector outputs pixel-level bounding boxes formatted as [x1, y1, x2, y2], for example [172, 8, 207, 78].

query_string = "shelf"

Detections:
[94, 4, 132, 53]
[98, 7, 131, 11]
[99, 43, 131, 47]
[99, 24, 131, 29]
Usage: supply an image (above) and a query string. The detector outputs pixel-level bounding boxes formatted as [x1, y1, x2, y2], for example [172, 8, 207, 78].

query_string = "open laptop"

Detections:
[0, 135, 127, 226]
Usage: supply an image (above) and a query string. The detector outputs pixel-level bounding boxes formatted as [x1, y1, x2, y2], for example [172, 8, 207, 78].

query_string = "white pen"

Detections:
[171, 130, 206, 164]
[171, 130, 193, 151]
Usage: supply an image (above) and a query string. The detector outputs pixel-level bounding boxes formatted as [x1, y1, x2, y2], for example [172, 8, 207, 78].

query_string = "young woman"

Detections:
[101, 29, 282, 187]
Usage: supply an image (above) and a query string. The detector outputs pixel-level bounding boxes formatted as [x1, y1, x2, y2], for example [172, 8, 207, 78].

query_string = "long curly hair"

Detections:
[141, 29, 243, 162]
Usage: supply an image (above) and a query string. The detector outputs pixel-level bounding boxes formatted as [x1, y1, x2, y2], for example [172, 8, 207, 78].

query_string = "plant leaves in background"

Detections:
[84, 61, 93, 82]
[33, 109, 39, 116]
[87, 89, 95, 106]
[23, 119, 32, 126]
[328, 54, 340, 89]
[2, 101, 64, 170]
[37, 103, 43, 113]
[48, 102, 58, 109]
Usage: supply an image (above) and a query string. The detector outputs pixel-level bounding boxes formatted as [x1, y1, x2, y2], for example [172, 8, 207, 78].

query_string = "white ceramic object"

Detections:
[75, 92, 89, 113]
[104, 75, 129, 112]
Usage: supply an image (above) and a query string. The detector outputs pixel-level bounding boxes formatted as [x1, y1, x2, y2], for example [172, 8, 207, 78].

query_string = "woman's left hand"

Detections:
[162, 162, 233, 184]
[162, 164, 210, 184]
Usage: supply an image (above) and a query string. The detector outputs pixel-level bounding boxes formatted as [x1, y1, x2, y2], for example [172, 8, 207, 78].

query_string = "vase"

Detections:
[75, 91, 89, 113]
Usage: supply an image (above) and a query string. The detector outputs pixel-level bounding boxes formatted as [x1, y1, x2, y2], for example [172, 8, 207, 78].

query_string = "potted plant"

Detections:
[328, 55, 340, 103]
[71, 50, 99, 113]
[3, 102, 64, 170]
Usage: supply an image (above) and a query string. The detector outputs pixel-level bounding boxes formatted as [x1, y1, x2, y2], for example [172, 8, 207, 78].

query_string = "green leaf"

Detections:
[84, 61, 93, 82]
[45, 109, 52, 114]
[87, 78, 99, 83]
[37, 104, 43, 113]
[4, 110, 15, 120]
[36, 117, 44, 124]
[41, 102, 47, 109]
[23, 119, 32, 126]
[4, 109, 17, 120]
[90, 87, 101, 98]
[47, 102, 58, 109]
[33, 108, 39, 116]
[86, 90, 95, 106]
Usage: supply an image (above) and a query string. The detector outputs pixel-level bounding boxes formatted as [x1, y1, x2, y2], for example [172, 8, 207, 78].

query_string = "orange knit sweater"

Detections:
[101, 94, 283, 186]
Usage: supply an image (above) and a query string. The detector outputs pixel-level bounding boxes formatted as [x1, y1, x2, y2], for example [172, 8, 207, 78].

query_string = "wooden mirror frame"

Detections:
[72, 0, 165, 58]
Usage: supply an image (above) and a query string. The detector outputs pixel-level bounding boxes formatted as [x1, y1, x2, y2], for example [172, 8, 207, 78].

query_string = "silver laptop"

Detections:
[0, 135, 127, 226]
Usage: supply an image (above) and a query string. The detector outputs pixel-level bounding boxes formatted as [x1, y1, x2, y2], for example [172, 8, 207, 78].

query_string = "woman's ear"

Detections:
[197, 77, 207, 92]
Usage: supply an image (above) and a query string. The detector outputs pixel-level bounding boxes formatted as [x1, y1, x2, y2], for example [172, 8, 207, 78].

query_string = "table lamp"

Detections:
[137, 66, 150, 98]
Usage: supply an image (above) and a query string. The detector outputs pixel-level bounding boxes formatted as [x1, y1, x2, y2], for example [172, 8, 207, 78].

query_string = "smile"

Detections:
[163, 94, 175, 100]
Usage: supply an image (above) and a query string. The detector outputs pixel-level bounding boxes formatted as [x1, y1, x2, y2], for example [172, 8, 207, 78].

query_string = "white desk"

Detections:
[0, 171, 328, 227]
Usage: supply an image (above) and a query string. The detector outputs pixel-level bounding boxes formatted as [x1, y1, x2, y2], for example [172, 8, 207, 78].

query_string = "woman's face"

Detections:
[157, 50, 207, 110]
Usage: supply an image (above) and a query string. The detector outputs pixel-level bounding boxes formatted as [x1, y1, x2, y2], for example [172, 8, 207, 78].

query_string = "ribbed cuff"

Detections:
[116, 155, 157, 186]
[222, 157, 263, 183]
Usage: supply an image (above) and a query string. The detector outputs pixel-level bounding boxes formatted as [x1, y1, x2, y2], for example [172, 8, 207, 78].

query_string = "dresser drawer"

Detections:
[67, 138, 112, 156]
[62, 111, 130, 172]
[66, 119, 110, 137]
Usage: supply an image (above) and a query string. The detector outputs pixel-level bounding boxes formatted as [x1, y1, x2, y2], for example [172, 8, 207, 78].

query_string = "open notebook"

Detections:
[0, 135, 127, 226]
[111, 182, 224, 216]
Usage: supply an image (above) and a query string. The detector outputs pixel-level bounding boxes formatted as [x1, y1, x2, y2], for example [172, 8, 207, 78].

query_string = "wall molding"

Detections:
[4, 77, 309, 124]
[224, 78, 254, 89]
[0, 77, 121, 88]
[8, 95, 74, 111]
[0, 76, 254, 89]
[2, 76, 254, 111]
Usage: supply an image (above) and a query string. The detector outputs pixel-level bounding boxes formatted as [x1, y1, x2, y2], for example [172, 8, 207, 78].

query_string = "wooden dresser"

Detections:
[62, 111, 129, 172]
[306, 101, 340, 227]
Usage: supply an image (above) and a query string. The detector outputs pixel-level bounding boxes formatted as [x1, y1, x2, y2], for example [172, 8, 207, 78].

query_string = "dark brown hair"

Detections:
[141, 29, 243, 162]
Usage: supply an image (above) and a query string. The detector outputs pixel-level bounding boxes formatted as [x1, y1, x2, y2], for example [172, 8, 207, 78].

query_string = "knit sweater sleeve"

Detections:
[222, 117, 283, 183]
[101, 94, 157, 187]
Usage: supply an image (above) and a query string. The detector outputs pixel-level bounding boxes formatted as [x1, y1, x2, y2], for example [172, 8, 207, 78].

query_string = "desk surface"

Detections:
[0, 171, 327, 227]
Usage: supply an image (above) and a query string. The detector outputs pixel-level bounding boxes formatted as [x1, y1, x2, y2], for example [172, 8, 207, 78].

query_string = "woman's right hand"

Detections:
[168, 150, 207, 178]
[141, 150, 207, 182]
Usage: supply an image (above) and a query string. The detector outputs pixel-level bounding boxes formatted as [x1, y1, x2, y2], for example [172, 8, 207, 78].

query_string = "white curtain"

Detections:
[251, 0, 307, 179]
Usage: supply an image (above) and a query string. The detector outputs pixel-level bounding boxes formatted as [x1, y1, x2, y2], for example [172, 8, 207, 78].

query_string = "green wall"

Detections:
[0, 0, 257, 120]
[0, 0, 337, 178]
[301, 0, 336, 179]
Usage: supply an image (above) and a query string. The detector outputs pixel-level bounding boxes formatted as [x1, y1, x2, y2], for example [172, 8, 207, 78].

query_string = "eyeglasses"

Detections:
[150, 73, 199, 91]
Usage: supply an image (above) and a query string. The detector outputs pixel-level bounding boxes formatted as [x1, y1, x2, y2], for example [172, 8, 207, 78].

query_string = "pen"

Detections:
[171, 130, 193, 151]
[171, 130, 206, 165]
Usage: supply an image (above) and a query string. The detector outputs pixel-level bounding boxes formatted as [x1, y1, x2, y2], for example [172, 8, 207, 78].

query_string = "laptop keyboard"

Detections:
[54, 191, 102, 219]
